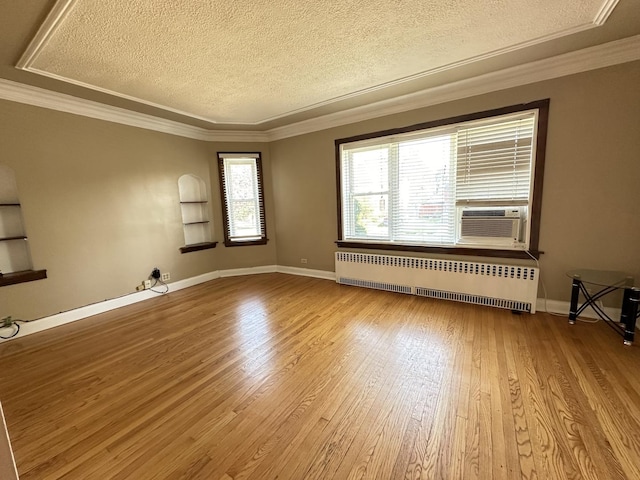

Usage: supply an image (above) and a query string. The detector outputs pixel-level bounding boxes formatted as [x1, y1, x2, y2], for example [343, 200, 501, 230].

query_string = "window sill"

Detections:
[179, 242, 217, 254]
[224, 238, 269, 247]
[0, 269, 47, 287]
[336, 241, 541, 260]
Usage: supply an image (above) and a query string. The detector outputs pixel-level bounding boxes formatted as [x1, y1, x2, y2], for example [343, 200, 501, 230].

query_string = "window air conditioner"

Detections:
[459, 208, 521, 245]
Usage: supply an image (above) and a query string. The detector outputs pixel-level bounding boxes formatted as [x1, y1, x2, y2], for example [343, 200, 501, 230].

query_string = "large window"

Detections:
[336, 100, 549, 258]
[217, 152, 267, 247]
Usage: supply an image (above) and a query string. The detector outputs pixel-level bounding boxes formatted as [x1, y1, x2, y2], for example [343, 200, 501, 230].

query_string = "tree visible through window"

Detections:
[217, 152, 267, 246]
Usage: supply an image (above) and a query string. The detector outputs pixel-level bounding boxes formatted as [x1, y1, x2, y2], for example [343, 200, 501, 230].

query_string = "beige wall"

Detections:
[270, 60, 640, 301]
[1, 60, 638, 321]
[0, 102, 276, 319]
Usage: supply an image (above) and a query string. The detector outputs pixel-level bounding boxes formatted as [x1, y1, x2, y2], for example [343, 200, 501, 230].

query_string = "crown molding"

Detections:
[595, 0, 621, 25]
[17, 0, 220, 124]
[15, 0, 618, 127]
[16, 0, 78, 69]
[1, 34, 639, 143]
[0, 79, 269, 142]
[266, 34, 640, 141]
[258, 0, 619, 126]
[200, 129, 270, 143]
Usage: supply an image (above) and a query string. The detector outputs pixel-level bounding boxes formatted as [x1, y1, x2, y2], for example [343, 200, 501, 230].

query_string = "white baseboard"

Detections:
[536, 298, 622, 320]
[170, 270, 221, 288]
[0, 266, 335, 342]
[218, 265, 277, 278]
[0, 270, 221, 342]
[4, 265, 631, 343]
[276, 265, 336, 281]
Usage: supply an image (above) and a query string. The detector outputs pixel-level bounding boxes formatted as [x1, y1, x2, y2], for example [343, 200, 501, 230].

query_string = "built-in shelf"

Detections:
[179, 175, 214, 251]
[179, 241, 218, 254]
[1, 166, 46, 278]
[0, 269, 47, 287]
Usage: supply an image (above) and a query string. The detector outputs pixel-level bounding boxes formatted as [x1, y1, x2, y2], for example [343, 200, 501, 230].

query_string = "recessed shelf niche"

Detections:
[178, 174, 216, 253]
[0, 165, 46, 285]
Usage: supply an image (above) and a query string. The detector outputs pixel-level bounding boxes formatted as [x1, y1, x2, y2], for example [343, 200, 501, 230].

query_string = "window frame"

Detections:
[335, 100, 549, 259]
[217, 152, 268, 247]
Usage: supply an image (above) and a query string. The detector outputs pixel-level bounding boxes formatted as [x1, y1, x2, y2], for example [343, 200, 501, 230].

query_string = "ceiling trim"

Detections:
[15, 0, 78, 70]
[256, 0, 621, 126]
[16, 0, 217, 124]
[1, 35, 639, 143]
[15, 0, 621, 126]
[0, 79, 268, 142]
[595, 0, 621, 24]
[267, 34, 640, 141]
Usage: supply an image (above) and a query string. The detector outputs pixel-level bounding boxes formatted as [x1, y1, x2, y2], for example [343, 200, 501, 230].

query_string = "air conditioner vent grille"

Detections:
[460, 217, 518, 238]
[461, 209, 507, 217]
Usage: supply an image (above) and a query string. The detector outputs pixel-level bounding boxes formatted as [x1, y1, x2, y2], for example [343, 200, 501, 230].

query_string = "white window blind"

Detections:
[342, 132, 457, 246]
[456, 114, 535, 206]
[339, 108, 540, 250]
[218, 153, 266, 245]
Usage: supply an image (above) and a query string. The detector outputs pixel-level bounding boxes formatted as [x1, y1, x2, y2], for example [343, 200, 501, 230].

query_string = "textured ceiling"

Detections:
[18, 0, 617, 125]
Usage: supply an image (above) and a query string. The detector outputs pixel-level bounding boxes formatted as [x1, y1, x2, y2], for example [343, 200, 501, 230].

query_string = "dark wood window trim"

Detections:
[217, 152, 268, 248]
[335, 99, 549, 260]
[335, 241, 542, 259]
[179, 241, 218, 254]
[0, 269, 47, 287]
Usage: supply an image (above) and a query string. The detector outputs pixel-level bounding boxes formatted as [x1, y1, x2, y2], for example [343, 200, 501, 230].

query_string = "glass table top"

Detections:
[566, 269, 638, 289]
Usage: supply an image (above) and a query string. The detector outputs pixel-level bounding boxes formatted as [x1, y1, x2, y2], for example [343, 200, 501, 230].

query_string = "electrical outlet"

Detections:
[301, 258, 308, 264]
[144, 280, 152, 289]
[1, 316, 13, 328]
[161, 272, 170, 282]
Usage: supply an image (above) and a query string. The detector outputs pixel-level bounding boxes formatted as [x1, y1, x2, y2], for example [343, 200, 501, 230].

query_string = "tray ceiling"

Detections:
[17, 0, 619, 126]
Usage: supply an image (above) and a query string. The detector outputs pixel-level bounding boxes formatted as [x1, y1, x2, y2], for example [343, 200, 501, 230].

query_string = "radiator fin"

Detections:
[415, 287, 531, 312]
[338, 277, 412, 295]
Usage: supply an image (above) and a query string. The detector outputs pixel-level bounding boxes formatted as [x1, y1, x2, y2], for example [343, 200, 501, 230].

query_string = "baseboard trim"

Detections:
[0, 270, 221, 342]
[218, 265, 278, 277]
[276, 265, 336, 281]
[3, 267, 632, 342]
[536, 298, 622, 321]
[1, 266, 337, 343]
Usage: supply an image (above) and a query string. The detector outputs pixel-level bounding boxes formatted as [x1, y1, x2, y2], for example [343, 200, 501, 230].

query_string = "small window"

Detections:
[336, 100, 549, 257]
[217, 152, 267, 247]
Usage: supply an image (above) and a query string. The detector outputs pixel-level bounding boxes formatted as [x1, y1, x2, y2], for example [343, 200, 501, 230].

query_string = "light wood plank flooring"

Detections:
[1, 273, 640, 479]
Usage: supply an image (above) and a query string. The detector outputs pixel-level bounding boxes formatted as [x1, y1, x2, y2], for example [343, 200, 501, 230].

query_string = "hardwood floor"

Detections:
[1, 273, 640, 479]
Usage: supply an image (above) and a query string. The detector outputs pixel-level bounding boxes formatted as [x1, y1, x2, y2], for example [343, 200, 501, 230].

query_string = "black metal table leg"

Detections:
[623, 288, 639, 346]
[569, 278, 581, 325]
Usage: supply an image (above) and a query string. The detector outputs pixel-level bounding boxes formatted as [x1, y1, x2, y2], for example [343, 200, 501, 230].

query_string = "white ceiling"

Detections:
[16, 0, 618, 127]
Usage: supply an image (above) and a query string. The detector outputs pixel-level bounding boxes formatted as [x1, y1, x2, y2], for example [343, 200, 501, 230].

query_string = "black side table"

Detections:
[567, 269, 640, 346]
